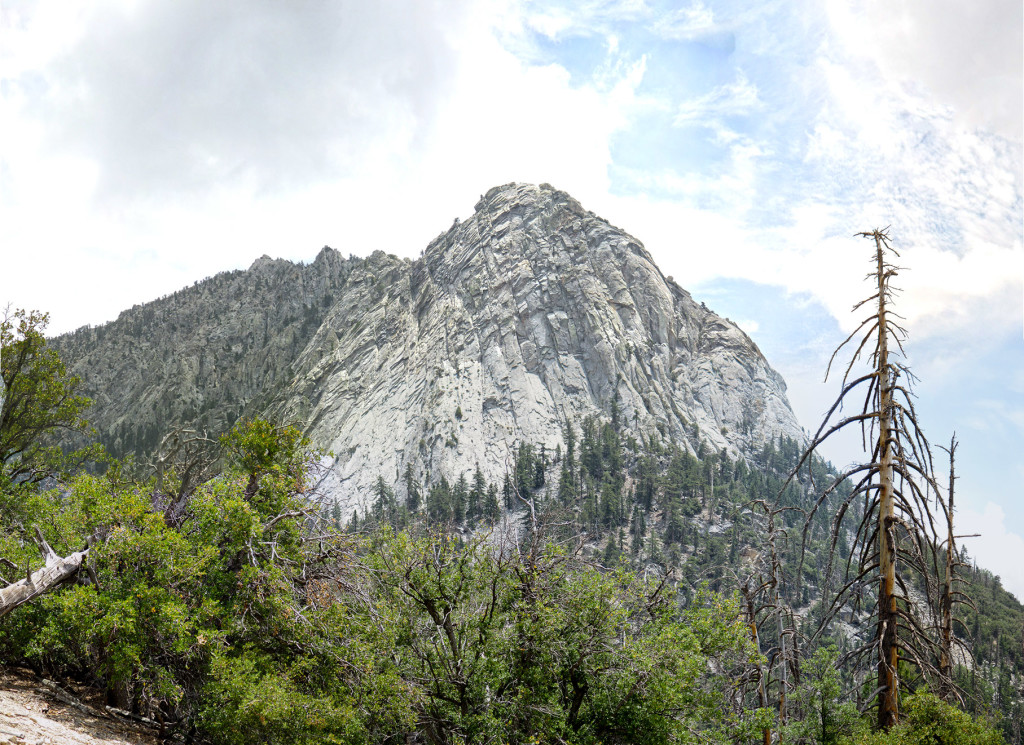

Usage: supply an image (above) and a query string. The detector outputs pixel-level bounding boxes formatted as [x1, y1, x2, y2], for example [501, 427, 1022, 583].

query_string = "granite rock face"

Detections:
[57, 183, 803, 512]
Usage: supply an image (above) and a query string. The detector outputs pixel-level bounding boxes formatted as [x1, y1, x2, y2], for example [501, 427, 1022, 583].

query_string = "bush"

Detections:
[855, 692, 1004, 745]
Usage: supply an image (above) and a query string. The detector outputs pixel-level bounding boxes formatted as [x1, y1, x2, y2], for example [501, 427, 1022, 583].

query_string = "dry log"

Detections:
[0, 548, 87, 619]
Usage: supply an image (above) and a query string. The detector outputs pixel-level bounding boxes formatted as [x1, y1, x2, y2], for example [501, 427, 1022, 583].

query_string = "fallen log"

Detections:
[0, 533, 88, 619]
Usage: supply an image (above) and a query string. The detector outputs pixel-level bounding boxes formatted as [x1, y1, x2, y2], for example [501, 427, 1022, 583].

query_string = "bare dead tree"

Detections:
[737, 573, 775, 745]
[150, 427, 222, 526]
[783, 228, 944, 729]
[736, 499, 805, 744]
[934, 435, 977, 704]
[754, 500, 803, 726]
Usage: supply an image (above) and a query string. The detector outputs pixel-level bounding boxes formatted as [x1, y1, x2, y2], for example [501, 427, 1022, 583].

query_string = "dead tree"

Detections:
[739, 576, 773, 745]
[150, 427, 221, 526]
[757, 500, 801, 726]
[0, 527, 87, 619]
[934, 435, 977, 703]
[742, 499, 803, 741]
[784, 228, 944, 729]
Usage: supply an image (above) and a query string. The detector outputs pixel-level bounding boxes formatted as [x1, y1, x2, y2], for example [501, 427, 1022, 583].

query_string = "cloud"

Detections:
[12, 0, 476, 201]
[673, 71, 761, 124]
[649, 3, 717, 40]
[516, 0, 649, 41]
[959, 501, 1024, 602]
[758, 31, 1023, 348]
[826, 0, 1023, 141]
[0, 0, 649, 335]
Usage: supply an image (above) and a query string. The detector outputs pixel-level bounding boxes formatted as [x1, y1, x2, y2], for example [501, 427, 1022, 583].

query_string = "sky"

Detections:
[1, 1, 1021, 597]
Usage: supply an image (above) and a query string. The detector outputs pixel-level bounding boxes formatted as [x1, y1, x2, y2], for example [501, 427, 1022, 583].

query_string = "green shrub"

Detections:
[855, 692, 1004, 745]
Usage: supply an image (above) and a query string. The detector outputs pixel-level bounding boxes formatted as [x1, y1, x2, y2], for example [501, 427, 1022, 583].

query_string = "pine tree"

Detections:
[484, 483, 500, 524]
[404, 462, 421, 513]
[534, 443, 546, 491]
[452, 473, 468, 525]
[630, 505, 645, 554]
[428, 477, 453, 524]
[469, 464, 486, 525]
[514, 443, 534, 500]
[557, 420, 577, 505]
[373, 475, 397, 526]
[581, 416, 602, 481]
[502, 472, 513, 510]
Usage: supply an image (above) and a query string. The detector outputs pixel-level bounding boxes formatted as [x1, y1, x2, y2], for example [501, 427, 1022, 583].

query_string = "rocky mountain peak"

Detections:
[57, 183, 802, 512]
[271, 183, 801, 510]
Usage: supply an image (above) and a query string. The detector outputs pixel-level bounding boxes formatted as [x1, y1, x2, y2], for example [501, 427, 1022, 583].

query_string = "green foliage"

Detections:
[366, 530, 770, 744]
[0, 308, 97, 484]
[0, 418, 360, 736]
[1, 425, 775, 744]
[222, 417, 308, 483]
[854, 692, 1005, 745]
[2, 345, 1020, 744]
[785, 646, 867, 745]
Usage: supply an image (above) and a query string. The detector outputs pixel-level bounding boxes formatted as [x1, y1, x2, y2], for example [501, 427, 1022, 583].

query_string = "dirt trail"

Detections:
[0, 668, 157, 745]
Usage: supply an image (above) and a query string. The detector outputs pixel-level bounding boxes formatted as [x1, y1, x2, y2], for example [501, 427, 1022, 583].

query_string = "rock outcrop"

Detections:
[57, 183, 802, 512]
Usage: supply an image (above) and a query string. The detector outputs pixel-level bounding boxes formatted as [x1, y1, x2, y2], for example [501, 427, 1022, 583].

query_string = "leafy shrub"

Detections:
[855, 692, 1004, 745]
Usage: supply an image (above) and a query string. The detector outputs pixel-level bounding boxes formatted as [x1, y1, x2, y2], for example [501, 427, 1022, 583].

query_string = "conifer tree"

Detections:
[452, 473, 468, 524]
[404, 462, 421, 513]
[483, 483, 500, 524]
[469, 464, 486, 525]
[502, 472, 513, 510]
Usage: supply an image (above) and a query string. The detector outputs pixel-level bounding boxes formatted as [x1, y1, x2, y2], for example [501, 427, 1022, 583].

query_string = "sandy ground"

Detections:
[0, 668, 158, 745]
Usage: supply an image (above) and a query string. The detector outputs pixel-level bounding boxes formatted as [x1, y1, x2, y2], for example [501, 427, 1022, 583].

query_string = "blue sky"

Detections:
[2, 0, 1021, 595]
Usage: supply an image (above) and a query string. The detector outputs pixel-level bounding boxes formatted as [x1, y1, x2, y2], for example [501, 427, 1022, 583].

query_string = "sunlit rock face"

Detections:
[58, 183, 802, 512]
[274, 183, 802, 513]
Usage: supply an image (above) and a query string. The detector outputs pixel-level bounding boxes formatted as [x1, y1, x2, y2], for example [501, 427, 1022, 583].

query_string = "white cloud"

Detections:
[0, 0, 650, 334]
[649, 3, 716, 40]
[515, 0, 649, 41]
[11, 0, 478, 200]
[765, 26, 1023, 353]
[674, 71, 762, 124]
[826, 0, 1023, 141]
[959, 501, 1024, 602]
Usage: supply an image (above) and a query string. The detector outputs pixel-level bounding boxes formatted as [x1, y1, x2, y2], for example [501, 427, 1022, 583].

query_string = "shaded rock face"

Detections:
[55, 248, 359, 456]
[57, 183, 802, 512]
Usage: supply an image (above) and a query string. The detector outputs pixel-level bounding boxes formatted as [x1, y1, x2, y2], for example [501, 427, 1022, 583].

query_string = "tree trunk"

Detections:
[772, 541, 790, 726]
[742, 585, 772, 745]
[0, 546, 87, 619]
[938, 436, 957, 700]
[874, 231, 899, 730]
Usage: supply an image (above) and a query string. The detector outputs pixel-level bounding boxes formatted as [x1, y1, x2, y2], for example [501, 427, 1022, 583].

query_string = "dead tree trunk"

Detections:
[0, 528, 87, 619]
[935, 435, 977, 704]
[768, 515, 793, 728]
[938, 437, 957, 696]
[874, 231, 899, 730]
[753, 498, 798, 729]
[784, 228, 945, 732]
[741, 581, 772, 745]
